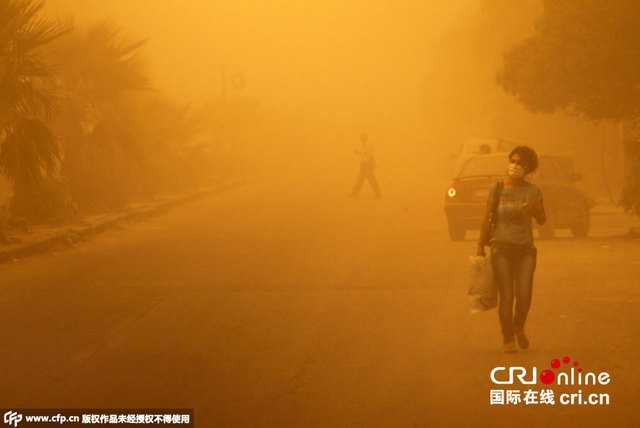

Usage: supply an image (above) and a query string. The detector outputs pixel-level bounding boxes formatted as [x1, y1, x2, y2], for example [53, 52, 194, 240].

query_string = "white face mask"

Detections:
[507, 163, 525, 179]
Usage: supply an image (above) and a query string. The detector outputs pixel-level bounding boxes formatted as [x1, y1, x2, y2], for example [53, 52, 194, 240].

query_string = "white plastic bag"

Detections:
[468, 254, 497, 314]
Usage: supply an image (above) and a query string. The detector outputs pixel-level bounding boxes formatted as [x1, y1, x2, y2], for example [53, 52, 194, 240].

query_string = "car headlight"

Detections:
[447, 187, 456, 198]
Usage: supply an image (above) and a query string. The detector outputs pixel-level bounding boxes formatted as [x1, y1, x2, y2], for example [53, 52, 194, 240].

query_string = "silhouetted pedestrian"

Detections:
[351, 133, 381, 199]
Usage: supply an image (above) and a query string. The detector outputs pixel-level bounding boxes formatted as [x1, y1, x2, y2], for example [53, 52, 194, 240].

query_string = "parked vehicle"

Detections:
[444, 153, 591, 241]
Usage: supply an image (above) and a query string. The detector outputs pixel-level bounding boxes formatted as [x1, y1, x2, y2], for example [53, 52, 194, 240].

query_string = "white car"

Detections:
[452, 138, 519, 174]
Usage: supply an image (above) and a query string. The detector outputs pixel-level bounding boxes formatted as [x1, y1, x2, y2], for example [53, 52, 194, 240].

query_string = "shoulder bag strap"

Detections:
[490, 181, 504, 227]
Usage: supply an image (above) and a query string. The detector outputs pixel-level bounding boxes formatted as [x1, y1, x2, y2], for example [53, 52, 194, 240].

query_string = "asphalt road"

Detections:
[0, 181, 639, 427]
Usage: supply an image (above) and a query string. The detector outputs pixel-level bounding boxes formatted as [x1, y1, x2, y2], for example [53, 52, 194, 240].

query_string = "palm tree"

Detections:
[47, 21, 151, 210]
[0, 0, 68, 203]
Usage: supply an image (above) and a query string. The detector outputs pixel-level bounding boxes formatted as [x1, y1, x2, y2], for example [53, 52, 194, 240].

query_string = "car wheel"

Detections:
[448, 222, 466, 241]
[538, 208, 555, 239]
[571, 207, 590, 237]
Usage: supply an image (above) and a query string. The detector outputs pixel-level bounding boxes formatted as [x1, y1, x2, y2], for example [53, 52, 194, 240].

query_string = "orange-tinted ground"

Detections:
[0, 180, 638, 426]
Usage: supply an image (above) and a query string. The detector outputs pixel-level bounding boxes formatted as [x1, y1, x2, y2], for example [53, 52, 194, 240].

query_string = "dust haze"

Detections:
[2, 0, 638, 425]
[40, 1, 620, 205]
[43, 1, 465, 197]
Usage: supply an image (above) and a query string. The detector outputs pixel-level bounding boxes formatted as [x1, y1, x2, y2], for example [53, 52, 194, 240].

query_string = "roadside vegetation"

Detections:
[497, 0, 640, 216]
[0, 0, 222, 235]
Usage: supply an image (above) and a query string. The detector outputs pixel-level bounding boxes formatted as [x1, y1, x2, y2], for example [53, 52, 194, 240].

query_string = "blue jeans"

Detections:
[491, 245, 537, 343]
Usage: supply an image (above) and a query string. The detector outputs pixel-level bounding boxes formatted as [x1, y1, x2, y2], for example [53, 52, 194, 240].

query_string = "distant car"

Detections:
[444, 153, 591, 241]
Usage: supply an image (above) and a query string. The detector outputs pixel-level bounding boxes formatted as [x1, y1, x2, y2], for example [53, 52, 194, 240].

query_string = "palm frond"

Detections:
[0, 118, 60, 186]
[0, 0, 65, 185]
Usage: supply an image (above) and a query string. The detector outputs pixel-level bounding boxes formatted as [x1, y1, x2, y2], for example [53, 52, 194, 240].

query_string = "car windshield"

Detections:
[459, 156, 506, 177]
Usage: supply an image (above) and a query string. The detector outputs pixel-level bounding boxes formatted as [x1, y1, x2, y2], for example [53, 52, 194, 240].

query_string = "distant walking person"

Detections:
[351, 133, 381, 199]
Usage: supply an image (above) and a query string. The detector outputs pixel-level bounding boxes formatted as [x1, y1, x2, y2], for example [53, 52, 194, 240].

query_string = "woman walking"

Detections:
[477, 146, 546, 353]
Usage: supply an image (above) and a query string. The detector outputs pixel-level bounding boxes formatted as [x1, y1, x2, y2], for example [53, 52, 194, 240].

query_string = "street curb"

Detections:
[590, 205, 626, 216]
[0, 180, 244, 264]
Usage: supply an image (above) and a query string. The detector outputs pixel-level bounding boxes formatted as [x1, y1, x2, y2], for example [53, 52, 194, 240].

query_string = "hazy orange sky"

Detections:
[44, 1, 477, 125]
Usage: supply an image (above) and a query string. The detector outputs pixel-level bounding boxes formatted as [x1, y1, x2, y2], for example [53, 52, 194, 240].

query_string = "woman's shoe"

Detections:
[515, 330, 530, 349]
[503, 342, 517, 353]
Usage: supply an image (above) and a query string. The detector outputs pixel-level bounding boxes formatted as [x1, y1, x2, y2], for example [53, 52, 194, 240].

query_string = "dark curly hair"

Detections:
[509, 145, 539, 174]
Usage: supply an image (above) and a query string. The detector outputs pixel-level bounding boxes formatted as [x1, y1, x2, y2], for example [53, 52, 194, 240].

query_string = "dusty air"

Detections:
[0, 1, 638, 426]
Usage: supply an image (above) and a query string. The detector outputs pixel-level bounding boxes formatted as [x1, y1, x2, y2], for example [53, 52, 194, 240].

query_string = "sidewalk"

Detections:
[591, 203, 627, 215]
[0, 180, 243, 264]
